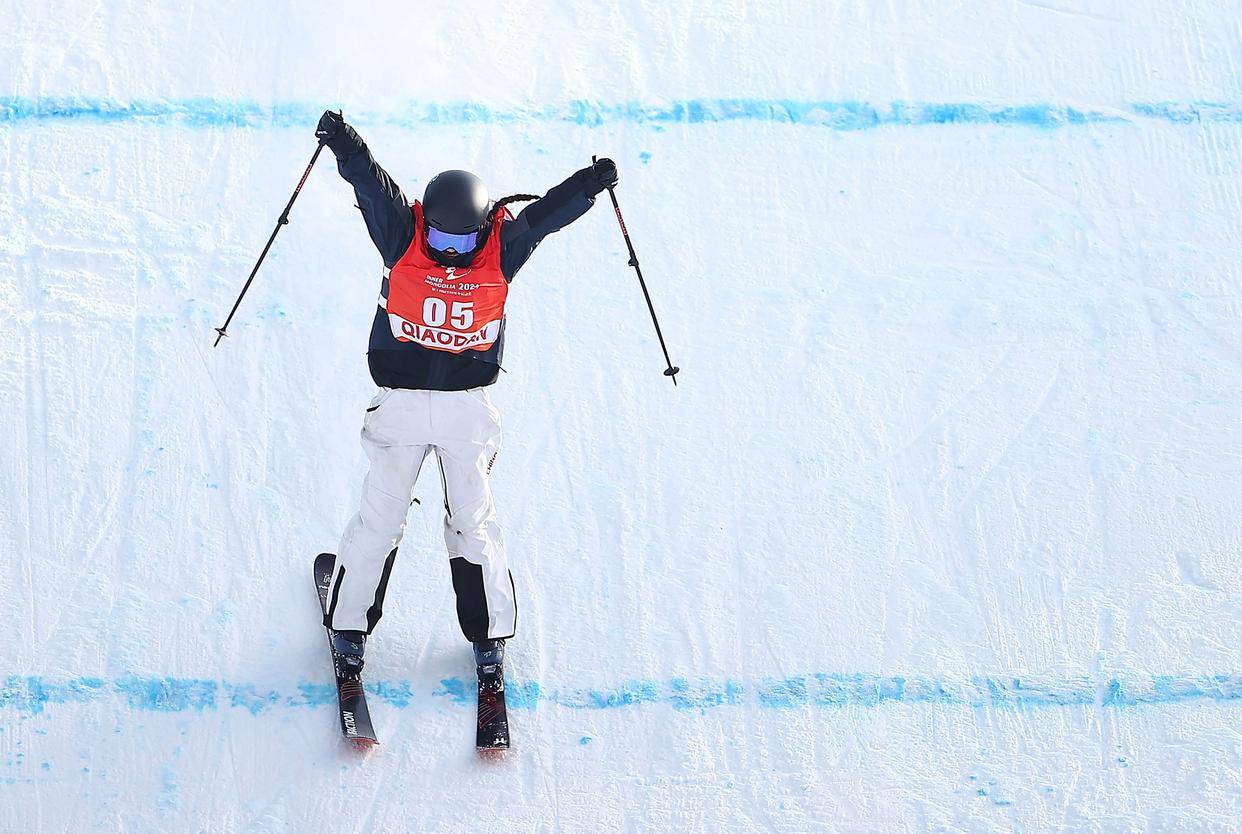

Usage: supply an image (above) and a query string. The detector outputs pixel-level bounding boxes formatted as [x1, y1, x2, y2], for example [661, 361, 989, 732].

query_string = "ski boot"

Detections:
[474, 638, 505, 675]
[331, 630, 366, 679]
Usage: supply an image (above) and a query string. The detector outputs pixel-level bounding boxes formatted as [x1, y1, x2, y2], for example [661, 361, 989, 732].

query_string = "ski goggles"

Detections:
[426, 226, 479, 253]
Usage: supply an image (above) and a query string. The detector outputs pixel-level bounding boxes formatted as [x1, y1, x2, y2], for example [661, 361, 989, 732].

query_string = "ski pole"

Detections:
[213, 141, 326, 346]
[594, 155, 680, 386]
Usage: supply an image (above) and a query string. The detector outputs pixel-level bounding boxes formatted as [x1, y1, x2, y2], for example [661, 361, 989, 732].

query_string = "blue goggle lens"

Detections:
[427, 227, 479, 253]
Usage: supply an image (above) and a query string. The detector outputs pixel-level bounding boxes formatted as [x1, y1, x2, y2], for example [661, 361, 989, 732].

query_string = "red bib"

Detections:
[384, 202, 510, 354]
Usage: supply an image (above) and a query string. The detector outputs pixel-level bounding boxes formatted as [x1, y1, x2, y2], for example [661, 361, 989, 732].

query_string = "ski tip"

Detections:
[476, 730, 510, 755]
[476, 745, 509, 760]
[349, 737, 378, 753]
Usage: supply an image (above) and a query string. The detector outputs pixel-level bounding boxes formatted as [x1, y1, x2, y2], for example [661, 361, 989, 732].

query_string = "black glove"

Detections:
[315, 109, 363, 157]
[584, 157, 619, 196]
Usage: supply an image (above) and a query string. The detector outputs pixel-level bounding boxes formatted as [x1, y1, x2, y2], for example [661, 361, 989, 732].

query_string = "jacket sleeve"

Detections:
[335, 142, 415, 269]
[500, 168, 599, 281]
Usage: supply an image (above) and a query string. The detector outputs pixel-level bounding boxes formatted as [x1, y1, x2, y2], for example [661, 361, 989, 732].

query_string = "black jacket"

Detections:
[334, 138, 599, 390]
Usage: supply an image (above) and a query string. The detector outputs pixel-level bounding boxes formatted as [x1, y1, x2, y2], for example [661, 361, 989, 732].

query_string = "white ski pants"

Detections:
[324, 386, 516, 641]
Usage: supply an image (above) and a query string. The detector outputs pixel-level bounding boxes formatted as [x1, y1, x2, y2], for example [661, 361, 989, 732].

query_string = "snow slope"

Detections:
[2, 1, 1241, 830]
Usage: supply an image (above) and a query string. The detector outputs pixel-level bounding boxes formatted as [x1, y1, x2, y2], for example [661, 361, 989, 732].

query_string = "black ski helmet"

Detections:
[422, 170, 490, 234]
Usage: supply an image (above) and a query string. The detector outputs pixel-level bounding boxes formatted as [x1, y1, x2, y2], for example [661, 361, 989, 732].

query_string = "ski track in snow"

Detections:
[2, 0, 1241, 831]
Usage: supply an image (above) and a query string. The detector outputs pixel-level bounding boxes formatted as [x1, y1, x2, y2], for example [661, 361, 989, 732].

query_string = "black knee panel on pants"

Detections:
[449, 557, 489, 642]
[364, 548, 399, 633]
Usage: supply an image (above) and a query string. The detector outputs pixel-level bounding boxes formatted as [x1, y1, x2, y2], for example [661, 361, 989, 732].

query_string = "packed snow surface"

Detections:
[2, 1, 1241, 831]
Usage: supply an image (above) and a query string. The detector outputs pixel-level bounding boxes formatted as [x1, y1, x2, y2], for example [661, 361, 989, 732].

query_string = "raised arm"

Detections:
[500, 158, 619, 281]
[315, 110, 415, 269]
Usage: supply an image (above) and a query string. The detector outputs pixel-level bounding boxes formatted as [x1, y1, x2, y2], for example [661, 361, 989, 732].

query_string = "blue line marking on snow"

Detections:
[3, 673, 1241, 716]
[113, 676, 217, 712]
[431, 677, 472, 706]
[1, 97, 1241, 130]
[227, 684, 283, 715]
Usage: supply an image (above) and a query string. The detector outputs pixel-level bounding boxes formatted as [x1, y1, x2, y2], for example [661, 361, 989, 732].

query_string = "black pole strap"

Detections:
[213, 141, 327, 347]
[594, 156, 680, 386]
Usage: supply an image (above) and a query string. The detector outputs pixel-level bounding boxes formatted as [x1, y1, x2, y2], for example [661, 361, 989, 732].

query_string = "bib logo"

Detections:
[425, 277, 481, 291]
[442, 267, 472, 281]
[392, 314, 501, 351]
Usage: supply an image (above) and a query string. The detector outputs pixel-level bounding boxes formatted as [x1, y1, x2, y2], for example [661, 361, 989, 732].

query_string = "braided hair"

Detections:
[489, 193, 541, 223]
[469, 193, 539, 251]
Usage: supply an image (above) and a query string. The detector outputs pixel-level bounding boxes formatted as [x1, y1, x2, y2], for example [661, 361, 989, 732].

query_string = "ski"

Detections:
[476, 661, 510, 752]
[314, 552, 378, 747]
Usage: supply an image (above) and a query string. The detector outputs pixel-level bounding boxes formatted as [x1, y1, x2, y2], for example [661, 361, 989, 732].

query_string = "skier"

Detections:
[313, 110, 617, 700]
